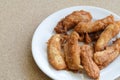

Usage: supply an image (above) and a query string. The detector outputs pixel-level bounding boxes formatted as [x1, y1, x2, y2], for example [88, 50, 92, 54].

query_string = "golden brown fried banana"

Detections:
[47, 34, 66, 70]
[81, 45, 94, 57]
[95, 22, 120, 51]
[81, 45, 100, 79]
[54, 10, 92, 33]
[64, 31, 82, 70]
[74, 15, 114, 33]
[94, 38, 120, 69]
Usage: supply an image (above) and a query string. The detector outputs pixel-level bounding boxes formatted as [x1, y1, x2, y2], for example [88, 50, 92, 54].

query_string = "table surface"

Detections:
[0, 0, 120, 80]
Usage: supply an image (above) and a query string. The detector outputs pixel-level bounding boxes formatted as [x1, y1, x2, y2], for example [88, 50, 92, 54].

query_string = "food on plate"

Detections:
[78, 33, 84, 41]
[47, 34, 66, 70]
[95, 22, 120, 51]
[54, 10, 92, 33]
[47, 10, 120, 79]
[94, 38, 120, 69]
[64, 31, 83, 70]
[88, 30, 103, 42]
[78, 30, 103, 43]
[74, 15, 114, 33]
[80, 45, 94, 58]
[81, 45, 100, 79]
[85, 33, 92, 44]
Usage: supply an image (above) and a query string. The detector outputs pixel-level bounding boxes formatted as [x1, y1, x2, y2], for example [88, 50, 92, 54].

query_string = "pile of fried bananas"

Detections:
[47, 10, 120, 79]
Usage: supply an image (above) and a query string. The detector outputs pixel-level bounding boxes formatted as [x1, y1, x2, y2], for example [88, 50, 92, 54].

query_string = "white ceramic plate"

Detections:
[32, 6, 120, 80]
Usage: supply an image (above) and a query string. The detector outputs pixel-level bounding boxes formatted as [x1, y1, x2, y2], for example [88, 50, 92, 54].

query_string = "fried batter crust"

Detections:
[95, 22, 120, 51]
[79, 30, 103, 43]
[64, 31, 82, 70]
[94, 39, 120, 69]
[47, 34, 66, 70]
[81, 45, 100, 79]
[74, 15, 114, 33]
[85, 33, 92, 44]
[54, 10, 92, 33]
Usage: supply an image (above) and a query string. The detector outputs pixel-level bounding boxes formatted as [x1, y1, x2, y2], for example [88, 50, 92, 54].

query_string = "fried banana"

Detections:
[95, 22, 120, 51]
[74, 15, 114, 33]
[54, 10, 92, 33]
[94, 38, 120, 69]
[64, 31, 82, 70]
[81, 45, 100, 79]
[47, 34, 66, 70]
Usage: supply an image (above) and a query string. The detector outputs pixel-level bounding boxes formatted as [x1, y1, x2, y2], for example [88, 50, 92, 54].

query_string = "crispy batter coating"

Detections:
[78, 33, 84, 41]
[88, 30, 103, 41]
[64, 31, 82, 70]
[95, 22, 120, 51]
[81, 45, 100, 79]
[94, 39, 120, 69]
[79, 30, 103, 43]
[54, 10, 92, 33]
[47, 34, 66, 70]
[81, 45, 94, 57]
[74, 15, 114, 33]
[85, 33, 92, 44]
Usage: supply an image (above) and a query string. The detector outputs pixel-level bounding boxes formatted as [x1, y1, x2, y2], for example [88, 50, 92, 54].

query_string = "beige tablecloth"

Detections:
[0, 0, 120, 80]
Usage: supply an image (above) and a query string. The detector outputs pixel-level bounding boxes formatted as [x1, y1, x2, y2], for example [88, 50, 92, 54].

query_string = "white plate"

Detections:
[32, 6, 120, 80]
